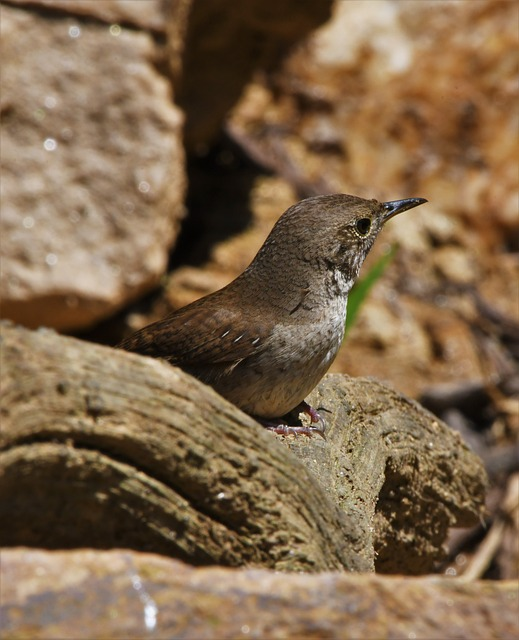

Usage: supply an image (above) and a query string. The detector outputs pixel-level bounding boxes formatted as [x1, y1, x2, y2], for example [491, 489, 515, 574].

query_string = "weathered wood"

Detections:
[0, 322, 368, 572]
[0, 321, 486, 573]
[292, 377, 487, 572]
[2, 549, 517, 640]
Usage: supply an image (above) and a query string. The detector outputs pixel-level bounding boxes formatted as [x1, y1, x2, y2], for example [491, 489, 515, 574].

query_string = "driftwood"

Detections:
[2, 549, 518, 640]
[0, 321, 486, 573]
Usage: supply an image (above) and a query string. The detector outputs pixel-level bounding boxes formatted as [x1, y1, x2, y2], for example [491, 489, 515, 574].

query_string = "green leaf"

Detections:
[344, 244, 398, 337]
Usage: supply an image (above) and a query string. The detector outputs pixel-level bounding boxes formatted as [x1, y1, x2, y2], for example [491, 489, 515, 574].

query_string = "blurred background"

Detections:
[1, 0, 517, 579]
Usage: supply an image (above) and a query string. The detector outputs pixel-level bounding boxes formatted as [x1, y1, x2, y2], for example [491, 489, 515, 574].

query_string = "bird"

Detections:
[118, 194, 427, 436]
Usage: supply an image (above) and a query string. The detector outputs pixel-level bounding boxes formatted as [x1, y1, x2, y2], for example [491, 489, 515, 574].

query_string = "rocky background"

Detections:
[1, 0, 518, 638]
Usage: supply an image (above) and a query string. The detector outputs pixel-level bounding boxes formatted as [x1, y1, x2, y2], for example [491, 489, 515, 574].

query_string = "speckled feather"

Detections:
[119, 292, 271, 372]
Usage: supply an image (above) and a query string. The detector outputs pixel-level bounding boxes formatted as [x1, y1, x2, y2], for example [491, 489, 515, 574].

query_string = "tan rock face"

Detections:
[6, 0, 166, 31]
[0, 4, 185, 331]
[2, 549, 518, 640]
[173, 0, 334, 149]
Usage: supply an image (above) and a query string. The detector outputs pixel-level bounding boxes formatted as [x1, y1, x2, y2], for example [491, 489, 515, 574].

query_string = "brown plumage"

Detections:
[118, 194, 427, 431]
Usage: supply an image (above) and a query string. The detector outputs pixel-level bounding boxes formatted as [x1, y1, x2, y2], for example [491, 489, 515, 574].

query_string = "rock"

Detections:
[168, 0, 334, 149]
[433, 245, 479, 284]
[2, 549, 518, 640]
[0, 4, 185, 331]
[0, 321, 486, 573]
[6, 0, 167, 31]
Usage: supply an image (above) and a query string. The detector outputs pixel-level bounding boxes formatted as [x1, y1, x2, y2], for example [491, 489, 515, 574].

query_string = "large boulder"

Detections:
[2, 549, 517, 640]
[0, 4, 185, 331]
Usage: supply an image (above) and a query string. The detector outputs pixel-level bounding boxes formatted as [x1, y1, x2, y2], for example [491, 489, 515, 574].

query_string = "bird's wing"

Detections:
[117, 294, 269, 370]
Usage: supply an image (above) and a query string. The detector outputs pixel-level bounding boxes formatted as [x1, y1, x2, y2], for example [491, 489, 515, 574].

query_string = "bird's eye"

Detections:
[355, 218, 371, 236]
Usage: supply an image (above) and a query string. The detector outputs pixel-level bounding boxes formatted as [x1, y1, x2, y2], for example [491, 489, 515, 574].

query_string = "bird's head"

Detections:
[251, 194, 427, 288]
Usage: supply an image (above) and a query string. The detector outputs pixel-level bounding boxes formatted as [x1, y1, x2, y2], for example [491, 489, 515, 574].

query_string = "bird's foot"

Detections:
[257, 401, 326, 439]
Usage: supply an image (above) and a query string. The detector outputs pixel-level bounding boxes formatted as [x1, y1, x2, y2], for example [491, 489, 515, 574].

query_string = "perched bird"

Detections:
[118, 194, 427, 435]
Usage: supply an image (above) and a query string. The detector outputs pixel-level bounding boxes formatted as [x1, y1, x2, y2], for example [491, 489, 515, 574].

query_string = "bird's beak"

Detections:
[382, 197, 428, 222]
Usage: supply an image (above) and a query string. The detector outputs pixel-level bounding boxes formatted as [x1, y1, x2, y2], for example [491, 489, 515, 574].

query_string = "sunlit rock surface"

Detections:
[7, 0, 166, 31]
[0, 4, 185, 330]
[2, 549, 517, 640]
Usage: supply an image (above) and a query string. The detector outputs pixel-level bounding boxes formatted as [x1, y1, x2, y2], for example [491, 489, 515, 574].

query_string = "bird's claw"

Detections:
[257, 401, 327, 439]
[265, 423, 326, 439]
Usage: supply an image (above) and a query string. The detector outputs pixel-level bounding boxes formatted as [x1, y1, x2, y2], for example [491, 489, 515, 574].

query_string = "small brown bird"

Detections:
[118, 194, 427, 435]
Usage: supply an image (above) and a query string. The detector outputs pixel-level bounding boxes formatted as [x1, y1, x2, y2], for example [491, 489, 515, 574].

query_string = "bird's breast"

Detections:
[217, 296, 348, 418]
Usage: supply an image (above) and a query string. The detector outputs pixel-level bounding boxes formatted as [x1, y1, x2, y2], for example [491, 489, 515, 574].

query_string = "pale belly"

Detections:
[218, 309, 347, 418]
